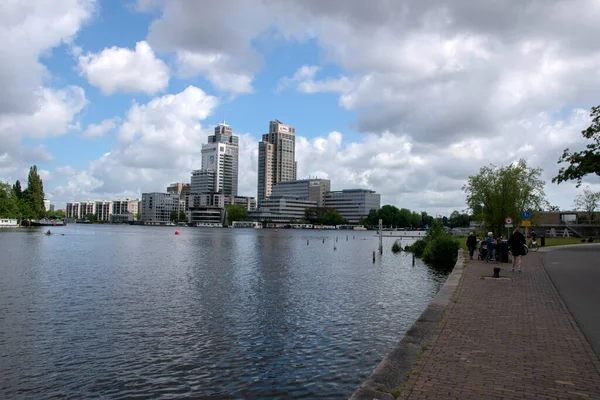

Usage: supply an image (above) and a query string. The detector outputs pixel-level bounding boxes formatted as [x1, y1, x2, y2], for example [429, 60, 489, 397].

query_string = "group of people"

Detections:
[466, 227, 529, 272]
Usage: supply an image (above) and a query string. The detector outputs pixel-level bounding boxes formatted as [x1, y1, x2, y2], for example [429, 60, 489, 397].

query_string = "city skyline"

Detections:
[1, 1, 599, 215]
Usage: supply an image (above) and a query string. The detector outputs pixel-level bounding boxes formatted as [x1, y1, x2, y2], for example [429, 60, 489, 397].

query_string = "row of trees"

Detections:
[358, 206, 472, 229]
[0, 166, 47, 220]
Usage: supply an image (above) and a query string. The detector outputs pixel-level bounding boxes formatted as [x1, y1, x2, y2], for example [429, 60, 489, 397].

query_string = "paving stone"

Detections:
[399, 253, 600, 399]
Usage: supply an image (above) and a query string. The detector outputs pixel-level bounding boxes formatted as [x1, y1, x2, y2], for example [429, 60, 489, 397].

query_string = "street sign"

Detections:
[505, 217, 513, 224]
[505, 224, 513, 228]
[521, 220, 531, 227]
[521, 211, 531, 220]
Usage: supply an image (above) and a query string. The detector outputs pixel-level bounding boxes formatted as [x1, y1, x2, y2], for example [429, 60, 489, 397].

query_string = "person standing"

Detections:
[508, 227, 526, 272]
[485, 232, 496, 263]
[466, 232, 477, 260]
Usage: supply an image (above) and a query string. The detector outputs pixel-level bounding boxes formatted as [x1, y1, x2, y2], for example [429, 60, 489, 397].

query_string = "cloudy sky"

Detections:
[1, 0, 599, 214]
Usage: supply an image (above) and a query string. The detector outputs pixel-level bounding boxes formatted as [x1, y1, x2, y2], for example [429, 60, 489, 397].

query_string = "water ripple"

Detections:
[0, 226, 448, 399]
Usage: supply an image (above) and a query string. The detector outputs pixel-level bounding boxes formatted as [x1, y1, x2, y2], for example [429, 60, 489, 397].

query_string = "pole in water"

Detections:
[373, 250, 376, 263]
[336, 237, 338, 242]
[412, 253, 415, 265]
[323, 237, 325, 243]
[307, 239, 309, 245]
[346, 235, 348, 241]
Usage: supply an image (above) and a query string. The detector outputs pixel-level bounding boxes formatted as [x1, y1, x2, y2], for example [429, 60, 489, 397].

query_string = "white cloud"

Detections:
[0, 0, 95, 114]
[51, 86, 219, 204]
[82, 118, 120, 139]
[0, 0, 92, 178]
[78, 41, 170, 95]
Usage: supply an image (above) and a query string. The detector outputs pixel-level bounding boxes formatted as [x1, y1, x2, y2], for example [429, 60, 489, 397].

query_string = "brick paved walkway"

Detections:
[399, 253, 600, 400]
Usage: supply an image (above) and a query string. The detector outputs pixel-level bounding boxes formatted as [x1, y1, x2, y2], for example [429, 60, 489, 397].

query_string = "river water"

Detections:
[0, 225, 450, 399]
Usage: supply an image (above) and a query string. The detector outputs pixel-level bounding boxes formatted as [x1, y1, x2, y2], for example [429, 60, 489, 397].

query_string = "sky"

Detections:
[1, 0, 600, 215]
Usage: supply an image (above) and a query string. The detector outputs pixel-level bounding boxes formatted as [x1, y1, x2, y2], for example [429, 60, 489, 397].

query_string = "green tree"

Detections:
[448, 210, 471, 228]
[322, 209, 347, 226]
[178, 211, 187, 223]
[22, 165, 45, 219]
[464, 159, 546, 235]
[170, 210, 179, 222]
[84, 213, 97, 223]
[226, 204, 248, 225]
[573, 186, 600, 224]
[304, 207, 329, 224]
[0, 182, 20, 218]
[553, 105, 600, 187]
[48, 209, 66, 218]
[378, 205, 400, 227]
[366, 209, 379, 226]
[409, 212, 421, 228]
[12, 180, 22, 199]
[135, 211, 141, 221]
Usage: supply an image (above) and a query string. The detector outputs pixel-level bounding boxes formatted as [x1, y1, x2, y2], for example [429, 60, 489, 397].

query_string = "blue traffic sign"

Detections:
[521, 211, 531, 220]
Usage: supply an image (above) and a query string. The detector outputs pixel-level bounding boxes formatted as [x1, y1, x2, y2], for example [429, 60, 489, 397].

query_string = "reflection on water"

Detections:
[0, 226, 449, 399]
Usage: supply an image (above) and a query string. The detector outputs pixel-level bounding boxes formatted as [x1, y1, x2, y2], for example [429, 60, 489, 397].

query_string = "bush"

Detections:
[423, 234, 460, 268]
[392, 241, 402, 253]
[405, 222, 460, 268]
[406, 239, 427, 257]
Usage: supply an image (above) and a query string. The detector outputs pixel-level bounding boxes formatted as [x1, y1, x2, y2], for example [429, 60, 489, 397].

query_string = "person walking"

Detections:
[485, 232, 496, 263]
[508, 227, 526, 272]
[466, 232, 477, 260]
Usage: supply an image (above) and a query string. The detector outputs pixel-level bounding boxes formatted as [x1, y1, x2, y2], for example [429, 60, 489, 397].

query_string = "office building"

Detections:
[200, 122, 239, 195]
[43, 199, 50, 211]
[141, 192, 185, 225]
[325, 189, 381, 224]
[248, 196, 316, 223]
[167, 183, 191, 196]
[257, 120, 297, 206]
[112, 199, 140, 223]
[191, 169, 216, 194]
[271, 178, 331, 207]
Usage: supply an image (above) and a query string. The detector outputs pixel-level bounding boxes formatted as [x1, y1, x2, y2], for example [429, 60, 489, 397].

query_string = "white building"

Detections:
[257, 120, 297, 206]
[95, 201, 113, 222]
[141, 193, 185, 225]
[325, 189, 381, 224]
[199, 122, 239, 195]
[43, 199, 50, 211]
[66, 201, 97, 219]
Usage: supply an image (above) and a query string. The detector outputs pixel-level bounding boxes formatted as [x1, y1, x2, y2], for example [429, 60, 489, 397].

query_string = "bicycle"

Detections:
[527, 239, 539, 252]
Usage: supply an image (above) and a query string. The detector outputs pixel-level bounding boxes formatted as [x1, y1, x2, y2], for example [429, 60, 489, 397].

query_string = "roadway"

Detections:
[542, 244, 600, 358]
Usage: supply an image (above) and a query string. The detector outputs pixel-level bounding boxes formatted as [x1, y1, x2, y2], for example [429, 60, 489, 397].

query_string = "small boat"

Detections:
[0, 219, 18, 227]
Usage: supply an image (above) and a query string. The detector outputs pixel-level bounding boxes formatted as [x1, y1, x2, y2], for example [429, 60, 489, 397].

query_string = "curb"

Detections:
[349, 249, 466, 400]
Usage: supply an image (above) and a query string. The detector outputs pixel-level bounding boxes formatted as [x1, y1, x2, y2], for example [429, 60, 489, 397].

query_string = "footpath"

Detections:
[352, 250, 600, 399]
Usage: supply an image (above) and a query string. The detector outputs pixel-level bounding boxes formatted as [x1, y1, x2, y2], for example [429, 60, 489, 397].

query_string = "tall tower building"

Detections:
[200, 121, 239, 195]
[257, 120, 297, 206]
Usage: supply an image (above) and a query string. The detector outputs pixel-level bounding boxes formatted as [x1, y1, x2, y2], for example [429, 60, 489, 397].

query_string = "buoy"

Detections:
[274, 229, 278, 232]
[175, 230, 180, 235]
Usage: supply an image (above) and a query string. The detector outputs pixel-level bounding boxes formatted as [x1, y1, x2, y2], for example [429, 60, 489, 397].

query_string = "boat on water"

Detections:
[29, 218, 66, 227]
[0, 218, 18, 227]
[353, 225, 367, 231]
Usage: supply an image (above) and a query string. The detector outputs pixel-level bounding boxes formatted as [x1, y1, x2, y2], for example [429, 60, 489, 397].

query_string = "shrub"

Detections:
[392, 241, 402, 253]
[406, 239, 427, 257]
[405, 221, 460, 268]
[423, 234, 460, 268]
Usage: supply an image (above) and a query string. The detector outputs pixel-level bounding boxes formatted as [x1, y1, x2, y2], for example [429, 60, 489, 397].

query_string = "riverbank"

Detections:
[351, 245, 600, 399]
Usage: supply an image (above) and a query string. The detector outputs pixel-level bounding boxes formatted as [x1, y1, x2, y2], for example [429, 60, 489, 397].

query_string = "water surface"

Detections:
[0, 225, 449, 399]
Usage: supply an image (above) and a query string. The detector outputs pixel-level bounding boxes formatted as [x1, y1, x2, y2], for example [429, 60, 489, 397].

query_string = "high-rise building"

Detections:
[257, 120, 297, 206]
[200, 122, 239, 195]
